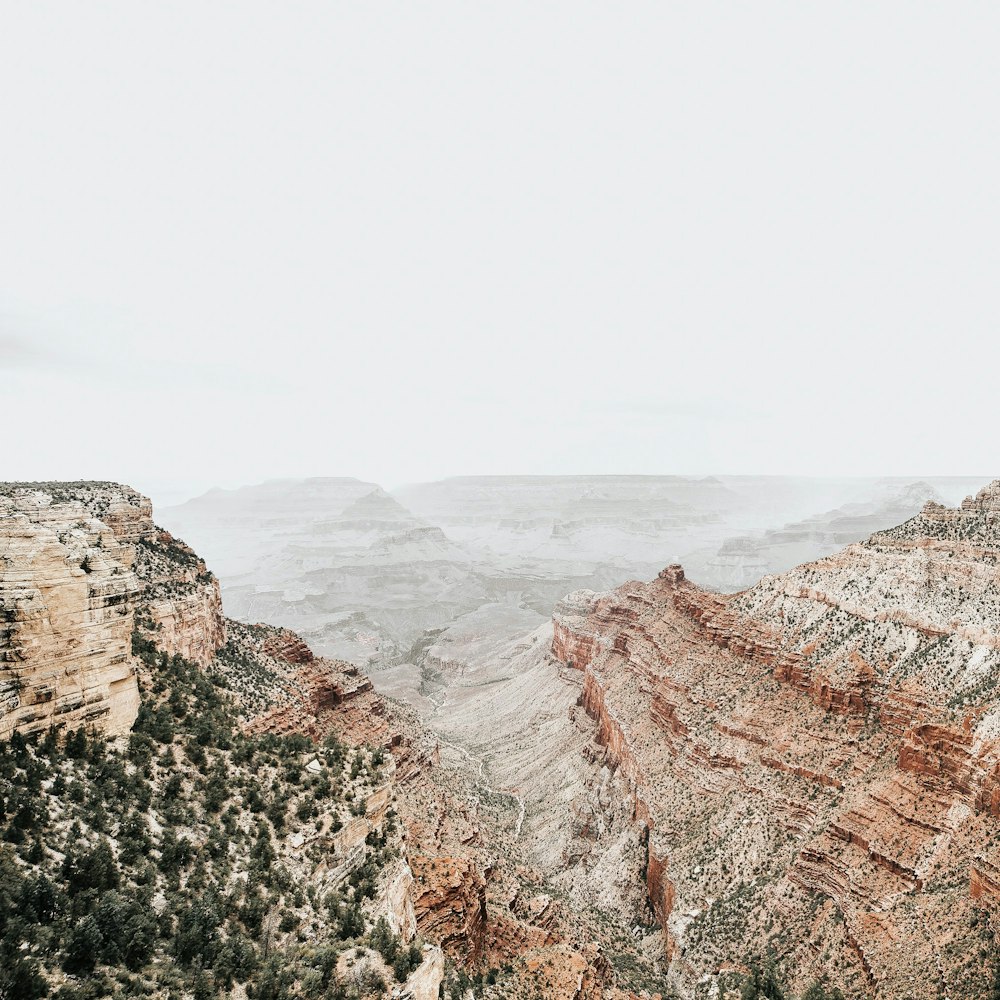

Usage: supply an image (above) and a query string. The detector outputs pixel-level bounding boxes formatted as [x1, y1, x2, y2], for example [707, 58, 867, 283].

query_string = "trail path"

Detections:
[426, 686, 527, 839]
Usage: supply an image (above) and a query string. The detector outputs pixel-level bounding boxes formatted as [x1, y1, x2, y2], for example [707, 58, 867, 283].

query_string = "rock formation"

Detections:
[548, 484, 1000, 997]
[0, 488, 141, 739]
[0, 482, 227, 740]
[161, 480, 484, 667]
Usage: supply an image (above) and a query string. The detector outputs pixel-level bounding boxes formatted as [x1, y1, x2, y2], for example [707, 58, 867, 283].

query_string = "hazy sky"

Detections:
[2, 2, 998, 504]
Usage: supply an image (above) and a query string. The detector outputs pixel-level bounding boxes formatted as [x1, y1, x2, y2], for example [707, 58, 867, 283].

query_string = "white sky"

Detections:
[2, 2, 998, 503]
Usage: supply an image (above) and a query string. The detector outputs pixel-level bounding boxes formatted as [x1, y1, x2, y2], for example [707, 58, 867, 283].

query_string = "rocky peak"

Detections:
[657, 563, 685, 585]
[340, 486, 412, 517]
[962, 479, 1000, 512]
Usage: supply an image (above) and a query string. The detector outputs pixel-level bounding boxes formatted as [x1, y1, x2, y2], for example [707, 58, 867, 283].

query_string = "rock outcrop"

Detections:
[0, 483, 227, 740]
[0, 489, 141, 738]
[550, 483, 1000, 998]
[134, 530, 225, 667]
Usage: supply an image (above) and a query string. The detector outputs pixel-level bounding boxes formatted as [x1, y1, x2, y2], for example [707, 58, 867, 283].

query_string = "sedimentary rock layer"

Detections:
[0, 491, 141, 738]
[0, 483, 228, 738]
[550, 483, 1000, 999]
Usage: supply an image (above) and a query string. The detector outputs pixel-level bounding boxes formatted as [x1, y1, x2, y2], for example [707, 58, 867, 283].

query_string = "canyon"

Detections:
[0, 482, 645, 999]
[375, 482, 1000, 998]
[158, 475, 986, 672]
[5, 479, 1000, 998]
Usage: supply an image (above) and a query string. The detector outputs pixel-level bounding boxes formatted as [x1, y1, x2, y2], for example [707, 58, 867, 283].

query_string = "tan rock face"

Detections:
[550, 481, 1000, 999]
[403, 945, 445, 1000]
[0, 493, 141, 739]
[143, 577, 225, 667]
[383, 860, 419, 941]
[1, 483, 230, 739]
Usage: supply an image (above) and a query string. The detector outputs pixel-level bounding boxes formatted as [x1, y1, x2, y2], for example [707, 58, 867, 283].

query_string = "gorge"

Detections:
[3, 479, 1000, 999]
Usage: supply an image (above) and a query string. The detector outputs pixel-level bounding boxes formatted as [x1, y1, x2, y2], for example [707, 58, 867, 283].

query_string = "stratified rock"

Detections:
[552, 590, 609, 669]
[0, 482, 228, 739]
[133, 529, 225, 666]
[549, 480, 1000, 999]
[0, 489, 141, 738]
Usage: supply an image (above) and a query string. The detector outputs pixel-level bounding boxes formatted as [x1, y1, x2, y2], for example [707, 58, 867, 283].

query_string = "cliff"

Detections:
[550, 485, 1000, 998]
[133, 529, 225, 667]
[0, 489, 141, 739]
[0, 483, 227, 740]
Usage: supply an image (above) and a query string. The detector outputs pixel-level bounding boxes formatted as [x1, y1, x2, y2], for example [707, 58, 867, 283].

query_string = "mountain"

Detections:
[160, 478, 381, 577]
[209, 487, 486, 668]
[393, 474, 739, 566]
[160, 481, 489, 667]
[157, 476, 990, 683]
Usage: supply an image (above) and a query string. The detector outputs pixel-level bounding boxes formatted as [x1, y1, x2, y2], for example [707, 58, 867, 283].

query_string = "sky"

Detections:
[2, 2, 998, 506]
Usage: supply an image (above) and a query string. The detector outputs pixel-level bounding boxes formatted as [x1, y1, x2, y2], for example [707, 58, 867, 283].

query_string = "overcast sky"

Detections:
[2, 2, 998, 505]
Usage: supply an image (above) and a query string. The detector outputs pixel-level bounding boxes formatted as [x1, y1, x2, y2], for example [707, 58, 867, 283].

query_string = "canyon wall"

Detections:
[550, 486, 1000, 999]
[0, 483, 227, 739]
[0, 491, 141, 738]
[133, 529, 226, 667]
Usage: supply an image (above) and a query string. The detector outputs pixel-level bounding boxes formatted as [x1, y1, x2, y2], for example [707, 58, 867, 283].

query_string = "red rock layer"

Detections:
[262, 630, 315, 664]
[549, 483, 1000, 998]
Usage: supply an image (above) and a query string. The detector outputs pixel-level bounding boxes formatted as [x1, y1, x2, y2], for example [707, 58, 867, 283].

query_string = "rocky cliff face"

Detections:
[0, 483, 227, 740]
[0, 488, 141, 739]
[549, 484, 1000, 998]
